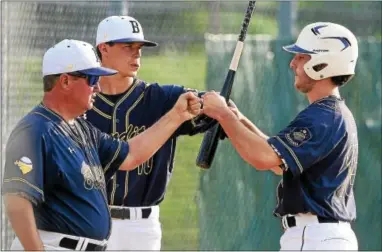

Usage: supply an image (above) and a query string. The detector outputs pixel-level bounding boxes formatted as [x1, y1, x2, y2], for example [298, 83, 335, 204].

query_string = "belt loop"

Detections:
[136, 208, 142, 219]
[282, 216, 287, 229]
[130, 208, 136, 220]
[81, 238, 89, 251]
[75, 237, 84, 250]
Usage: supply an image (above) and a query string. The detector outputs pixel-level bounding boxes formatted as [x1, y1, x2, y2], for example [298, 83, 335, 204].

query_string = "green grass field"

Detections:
[135, 50, 208, 250]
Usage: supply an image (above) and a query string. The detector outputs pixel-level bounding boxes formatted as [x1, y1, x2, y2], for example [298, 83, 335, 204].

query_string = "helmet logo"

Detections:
[313, 49, 329, 52]
[322, 37, 351, 51]
[311, 25, 328, 35]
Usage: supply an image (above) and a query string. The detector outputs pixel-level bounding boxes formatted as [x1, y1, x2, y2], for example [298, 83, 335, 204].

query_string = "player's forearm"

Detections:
[121, 110, 183, 171]
[4, 194, 44, 251]
[233, 110, 281, 175]
[217, 109, 281, 170]
[239, 116, 269, 140]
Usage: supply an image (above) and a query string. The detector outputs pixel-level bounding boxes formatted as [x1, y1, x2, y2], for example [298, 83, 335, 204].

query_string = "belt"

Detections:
[110, 207, 152, 220]
[282, 215, 339, 229]
[59, 237, 107, 251]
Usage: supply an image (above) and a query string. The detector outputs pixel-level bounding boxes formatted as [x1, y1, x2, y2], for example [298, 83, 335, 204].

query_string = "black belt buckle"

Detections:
[59, 237, 107, 251]
[110, 208, 131, 220]
[110, 207, 152, 220]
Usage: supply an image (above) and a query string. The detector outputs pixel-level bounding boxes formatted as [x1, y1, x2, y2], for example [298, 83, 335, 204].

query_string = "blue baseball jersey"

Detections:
[85, 79, 204, 207]
[2, 104, 129, 240]
[268, 96, 358, 222]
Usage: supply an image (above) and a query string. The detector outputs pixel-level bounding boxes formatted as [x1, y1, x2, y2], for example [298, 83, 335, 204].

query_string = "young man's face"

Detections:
[289, 53, 315, 93]
[102, 42, 144, 78]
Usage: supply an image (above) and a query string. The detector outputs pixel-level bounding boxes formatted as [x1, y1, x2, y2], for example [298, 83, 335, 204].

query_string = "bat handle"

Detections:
[196, 124, 222, 169]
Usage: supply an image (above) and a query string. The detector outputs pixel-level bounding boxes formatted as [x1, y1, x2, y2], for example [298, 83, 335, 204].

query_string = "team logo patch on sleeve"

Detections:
[285, 127, 312, 147]
[14, 157, 33, 175]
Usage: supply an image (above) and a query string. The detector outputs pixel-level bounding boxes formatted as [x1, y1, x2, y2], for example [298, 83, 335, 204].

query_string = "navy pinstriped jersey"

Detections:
[85, 79, 203, 207]
[267, 96, 358, 222]
[2, 104, 129, 240]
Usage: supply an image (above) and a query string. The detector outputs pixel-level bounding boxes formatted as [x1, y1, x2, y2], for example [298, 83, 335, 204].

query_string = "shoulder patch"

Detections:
[285, 127, 312, 147]
[15, 157, 33, 175]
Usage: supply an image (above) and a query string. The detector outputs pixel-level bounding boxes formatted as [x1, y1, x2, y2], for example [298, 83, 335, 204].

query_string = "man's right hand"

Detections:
[171, 92, 202, 123]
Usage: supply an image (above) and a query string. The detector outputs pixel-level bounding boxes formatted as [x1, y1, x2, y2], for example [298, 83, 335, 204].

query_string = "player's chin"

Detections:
[294, 80, 303, 91]
[294, 83, 304, 93]
[295, 83, 310, 94]
[127, 67, 139, 76]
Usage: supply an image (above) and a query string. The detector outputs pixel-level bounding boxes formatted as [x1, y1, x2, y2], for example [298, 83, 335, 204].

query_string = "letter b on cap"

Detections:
[129, 21, 140, 33]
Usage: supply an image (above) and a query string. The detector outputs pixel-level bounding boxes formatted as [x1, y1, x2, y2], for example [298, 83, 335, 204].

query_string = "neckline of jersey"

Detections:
[313, 95, 343, 105]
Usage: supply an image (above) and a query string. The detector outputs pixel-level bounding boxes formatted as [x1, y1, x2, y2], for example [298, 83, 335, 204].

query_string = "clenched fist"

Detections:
[172, 92, 202, 122]
[201, 91, 230, 121]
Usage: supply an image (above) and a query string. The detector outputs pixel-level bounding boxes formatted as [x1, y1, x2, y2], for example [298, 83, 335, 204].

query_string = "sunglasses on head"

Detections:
[67, 71, 100, 87]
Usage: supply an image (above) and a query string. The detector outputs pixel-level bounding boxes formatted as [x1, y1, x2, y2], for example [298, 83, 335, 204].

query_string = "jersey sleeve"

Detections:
[161, 85, 185, 112]
[94, 126, 130, 181]
[267, 109, 338, 177]
[2, 125, 46, 205]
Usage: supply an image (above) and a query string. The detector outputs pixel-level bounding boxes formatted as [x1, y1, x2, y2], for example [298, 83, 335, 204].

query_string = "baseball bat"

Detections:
[196, 1, 256, 169]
